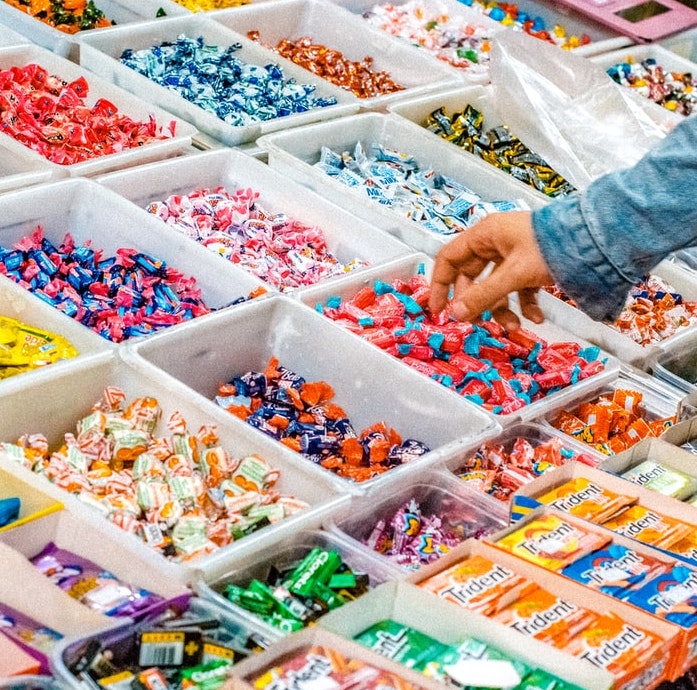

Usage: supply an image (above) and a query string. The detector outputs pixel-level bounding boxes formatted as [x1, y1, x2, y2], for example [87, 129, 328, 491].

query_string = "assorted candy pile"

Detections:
[0, 387, 309, 562]
[452, 433, 600, 501]
[0, 315, 78, 379]
[426, 104, 575, 197]
[361, 0, 493, 74]
[250, 645, 428, 690]
[361, 497, 489, 570]
[221, 547, 373, 633]
[0, 63, 175, 165]
[418, 548, 669, 687]
[551, 387, 676, 455]
[355, 619, 595, 689]
[216, 356, 430, 482]
[119, 35, 338, 127]
[145, 185, 367, 291]
[3, 0, 112, 33]
[247, 31, 405, 99]
[607, 56, 697, 116]
[316, 268, 606, 414]
[547, 274, 697, 346]
[0, 226, 213, 342]
[314, 142, 528, 238]
[457, 0, 592, 50]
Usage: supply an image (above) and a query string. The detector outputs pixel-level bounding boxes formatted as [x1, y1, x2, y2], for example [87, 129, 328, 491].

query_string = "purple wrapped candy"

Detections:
[31, 542, 163, 618]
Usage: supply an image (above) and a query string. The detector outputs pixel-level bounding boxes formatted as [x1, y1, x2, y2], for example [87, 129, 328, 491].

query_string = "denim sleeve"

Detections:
[531, 115, 697, 322]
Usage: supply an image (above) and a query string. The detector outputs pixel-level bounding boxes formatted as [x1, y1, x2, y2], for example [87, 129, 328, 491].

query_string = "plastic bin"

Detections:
[298, 254, 621, 425]
[326, 472, 509, 572]
[0, 354, 347, 584]
[330, 0, 631, 58]
[258, 111, 548, 257]
[211, 0, 461, 111]
[0, 141, 57, 194]
[53, 596, 274, 690]
[441, 421, 604, 508]
[196, 528, 402, 639]
[0, 45, 196, 178]
[96, 147, 412, 294]
[78, 15, 359, 147]
[0, 464, 63, 534]
[590, 43, 697, 119]
[538, 366, 686, 459]
[0, 0, 188, 61]
[653, 329, 697, 395]
[0, 20, 30, 47]
[0, 178, 267, 343]
[661, 25, 697, 62]
[123, 294, 498, 493]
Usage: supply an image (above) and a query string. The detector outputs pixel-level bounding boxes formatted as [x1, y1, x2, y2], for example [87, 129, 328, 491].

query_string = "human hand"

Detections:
[428, 211, 554, 331]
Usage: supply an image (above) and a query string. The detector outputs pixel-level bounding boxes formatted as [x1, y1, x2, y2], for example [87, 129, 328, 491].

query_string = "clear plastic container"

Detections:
[298, 254, 621, 425]
[52, 596, 273, 690]
[326, 470, 509, 571]
[123, 293, 498, 493]
[0, 354, 347, 584]
[78, 14, 360, 148]
[0, 45, 196, 177]
[0, 0, 188, 61]
[653, 328, 697, 394]
[210, 0, 461, 111]
[257, 111, 548, 257]
[196, 528, 402, 639]
[0, 177, 267, 343]
[96, 147, 412, 294]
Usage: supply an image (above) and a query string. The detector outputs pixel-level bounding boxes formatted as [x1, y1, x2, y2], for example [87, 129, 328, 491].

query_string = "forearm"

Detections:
[532, 115, 697, 322]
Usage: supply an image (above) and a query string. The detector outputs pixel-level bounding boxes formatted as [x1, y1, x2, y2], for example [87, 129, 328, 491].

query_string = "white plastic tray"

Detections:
[122, 293, 499, 493]
[0, 0, 188, 61]
[96, 147, 412, 294]
[329, 0, 631, 58]
[0, 354, 348, 584]
[78, 14, 360, 147]
[0, 140, 58, 194]
[0, 20, 30, 47]
[196, 528, 402, 640]
[536, 260, 697, 371]
[297, 255, 621, 426]
[0, 45, 196, 178]
[257, 111, 548, 257]
[0, 177, 267, 343]
[211, 0, 461, 111]
[590, 43, 697, 119]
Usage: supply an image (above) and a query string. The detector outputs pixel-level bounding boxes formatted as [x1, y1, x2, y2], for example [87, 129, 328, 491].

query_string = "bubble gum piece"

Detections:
[534, 477, 636, 524]
[418, 554, 533, 616]
[600, 504, 693, 551]
[495, 513, 611, 571]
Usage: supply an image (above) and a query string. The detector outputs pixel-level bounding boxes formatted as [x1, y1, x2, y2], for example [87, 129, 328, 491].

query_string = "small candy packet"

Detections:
[30, 542, 163, 617]
[620, 459, 697, 500]
[626, 565, 697, 628]
[600, 504, 693, 552]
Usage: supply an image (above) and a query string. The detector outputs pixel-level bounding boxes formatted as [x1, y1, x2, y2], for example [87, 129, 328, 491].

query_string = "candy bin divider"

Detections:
[437, 420, 608, 510]
[317, 579, 615, 690]
[0, 353, 349, 585]
[0, 139, 59, 194]
[485, 504, 697, 677]
[0, 177, 269, 336]
[406, 536, 680, 687]
[536, 364, 689, 461]
[0, 0, 190, 62]
[0, 21, 30, 47]
[52, 595, 275, 690]
[121, 292, 499, 495]
[95, 146, 414, 287]
[226, 625, 448, 690]
[194, 527, 404, 640]
[325, 0, 632, 58]
[77, 14, 360, 148]
[323, 469, 510, 571]
[599, 436, 697, 495]
[209, 0, 462, 112]
[589, 42, 697, 122]
[0, 45, 197, 177]
[0, 508, 190, 615]
[297, 253, 621, 425]
[257, 110, 549, 257]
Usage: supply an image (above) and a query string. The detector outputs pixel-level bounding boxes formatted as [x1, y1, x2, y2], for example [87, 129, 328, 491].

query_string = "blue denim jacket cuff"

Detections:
[532, 196, 632, 322]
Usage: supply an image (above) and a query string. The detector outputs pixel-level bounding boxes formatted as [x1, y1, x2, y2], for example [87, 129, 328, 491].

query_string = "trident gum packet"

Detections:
[600, 505, 693, 552]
